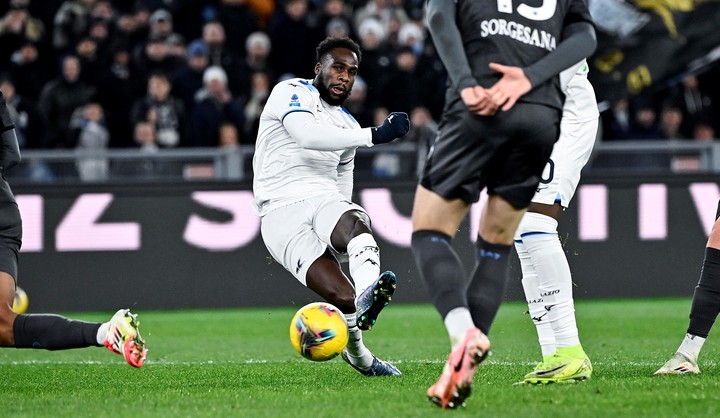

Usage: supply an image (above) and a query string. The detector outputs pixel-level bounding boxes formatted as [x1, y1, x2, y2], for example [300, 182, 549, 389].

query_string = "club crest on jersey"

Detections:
[289, 94, 300, 107]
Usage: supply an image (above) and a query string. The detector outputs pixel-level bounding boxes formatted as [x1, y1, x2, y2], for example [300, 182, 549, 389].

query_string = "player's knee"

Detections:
[516, 212, 558, 238]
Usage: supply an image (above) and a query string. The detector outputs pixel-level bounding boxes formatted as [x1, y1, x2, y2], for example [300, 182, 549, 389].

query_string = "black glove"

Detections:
[0, 128, 21, 172]
[370, 112, 410, 145]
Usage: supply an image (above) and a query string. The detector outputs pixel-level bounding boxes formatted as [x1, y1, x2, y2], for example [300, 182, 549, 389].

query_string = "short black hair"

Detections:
[315, 36, 362, 64]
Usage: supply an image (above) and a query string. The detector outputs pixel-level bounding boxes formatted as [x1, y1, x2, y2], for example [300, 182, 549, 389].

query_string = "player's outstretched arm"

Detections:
[284, 110, 373, 150]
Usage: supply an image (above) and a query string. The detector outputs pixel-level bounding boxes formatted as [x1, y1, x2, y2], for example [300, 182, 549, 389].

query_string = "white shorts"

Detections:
[532, 116, 599, 208]
[260, 193, 365, 285]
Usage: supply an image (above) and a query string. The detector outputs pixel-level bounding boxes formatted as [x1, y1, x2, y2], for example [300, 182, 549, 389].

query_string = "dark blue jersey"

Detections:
[454, 0, 593, 109]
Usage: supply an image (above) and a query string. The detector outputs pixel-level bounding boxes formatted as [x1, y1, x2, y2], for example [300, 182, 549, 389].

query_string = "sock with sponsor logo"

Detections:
[347, 233, 381, 298]
[516, 239, 556, 356]
[343, 313, 373, 369]
[519, 213, 579, 349]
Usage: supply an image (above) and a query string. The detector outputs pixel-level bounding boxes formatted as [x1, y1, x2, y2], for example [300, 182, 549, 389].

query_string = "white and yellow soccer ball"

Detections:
[289, 302, 349, 362]
[12, 286, 29, 314]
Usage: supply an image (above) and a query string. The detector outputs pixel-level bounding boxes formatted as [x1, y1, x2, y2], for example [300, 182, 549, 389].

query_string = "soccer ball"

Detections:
[289, 302, 349, 362]
[12, 286, 29, 314]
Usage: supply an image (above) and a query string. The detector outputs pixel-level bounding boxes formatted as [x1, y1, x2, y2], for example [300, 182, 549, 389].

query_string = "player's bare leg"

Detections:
[306, 251, 400, 376]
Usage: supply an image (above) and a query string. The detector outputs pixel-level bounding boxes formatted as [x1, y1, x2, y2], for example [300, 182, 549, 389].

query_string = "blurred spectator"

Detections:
[190, 66, 245, 147]
[243, 71, 270, 141]
[381, 46, 422, 114]
[237, 31, 274, 100]
[0, 74, 53, 181]
[326, 17, 350, 38]
[267, 0, 323, 78]
[406, 106, 438, 178]
[53, 0, 96, 55]
[75, 36, 106, 87]
[0, 0, 45, 65]
[659, 101, 684, 140]
[396, 21, 445, 118]
[601, 98, 632, 140]
[132, 120, 158, 152]
[86, 13, 113, 61]
[353, 0, 408, 38]
[38, 54, 95, 148]
[217, 0, 260, 58]
[114, 12, 144, 51]
[148, 9, 178, 41]
[70, 99, 109, 181]
[245, 0, 275, 29]
[112, 120, 175, 178]
[133, 33, 180, 76]
[171, 39, 210, 114]
[693, 120, 716, 141]
[165, 33, 188, 62]
[0, 73, 46, 149]
[672, 119, 717, 172]
[627, 100, 664, 140]
[217, 121, 244, 179]
[90, 0, 113, 22]
[130, 71, 187, 148]
[314, 0, 354, 39]
[96, 45, 142, 148]
[343, 75, 373, 127]
[356, 18, 391, 108]
[673, 75, 715, 135]
[7, 40, 52, 101]
[201, 20, 244, 97]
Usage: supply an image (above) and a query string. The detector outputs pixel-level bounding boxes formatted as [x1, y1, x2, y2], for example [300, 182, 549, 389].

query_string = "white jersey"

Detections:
[559, 59, 599, 123]
[252, 78, 365, 216]
[530, 59, 599, 208]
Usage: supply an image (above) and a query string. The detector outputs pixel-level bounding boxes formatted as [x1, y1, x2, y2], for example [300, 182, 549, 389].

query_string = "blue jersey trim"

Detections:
[298, 79, 318, 93]
[339, 157, 354, 166]
[281, 108, 313, 123]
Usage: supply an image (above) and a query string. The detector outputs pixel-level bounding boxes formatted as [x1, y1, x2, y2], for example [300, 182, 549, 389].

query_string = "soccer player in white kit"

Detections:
[252, 37, 409, 376]
[514, 59, 599, 384]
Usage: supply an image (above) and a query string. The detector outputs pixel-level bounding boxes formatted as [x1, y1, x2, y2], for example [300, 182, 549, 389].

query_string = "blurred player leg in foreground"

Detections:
[0, 92, 146, 366]
[415, 0, 595, 407]
[656, 202, 720, 375]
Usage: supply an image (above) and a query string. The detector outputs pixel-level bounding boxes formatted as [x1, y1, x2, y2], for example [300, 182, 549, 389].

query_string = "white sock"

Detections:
[96, 322, 109, 345]
[678, 333, 706, 362]
[343, 313, 373, 368]
[521, 213, 580, 349]
[517, 241, 556, 356]
[444, 307, 476, 349]
[347, 233, 381, 297]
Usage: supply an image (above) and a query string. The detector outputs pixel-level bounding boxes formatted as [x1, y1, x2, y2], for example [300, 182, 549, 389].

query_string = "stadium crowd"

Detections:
[1, 0, 719, 163]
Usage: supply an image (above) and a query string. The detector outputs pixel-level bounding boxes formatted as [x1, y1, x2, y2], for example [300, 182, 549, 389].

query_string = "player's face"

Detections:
[313, 47, 358, 106]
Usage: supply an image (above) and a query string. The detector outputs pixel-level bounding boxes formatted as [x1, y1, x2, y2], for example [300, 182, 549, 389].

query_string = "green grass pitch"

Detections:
[2, 299, 720, 417]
